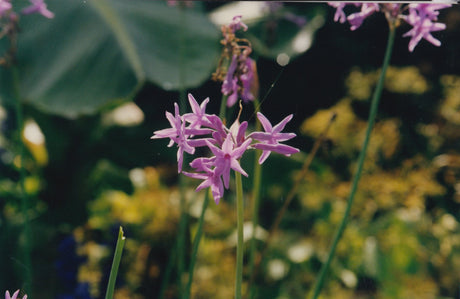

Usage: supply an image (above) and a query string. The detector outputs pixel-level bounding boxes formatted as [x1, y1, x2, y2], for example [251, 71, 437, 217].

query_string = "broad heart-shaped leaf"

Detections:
[0, 0, 220, 118]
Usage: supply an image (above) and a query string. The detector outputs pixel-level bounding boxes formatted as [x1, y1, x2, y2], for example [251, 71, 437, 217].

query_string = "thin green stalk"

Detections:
[245, 113, 336, 299]
[247, 151, 261, 299]
[309, 25, 396, 299]
[178, 5, 187, 114]
[12, 66, 32, 293]
[105, 227, 126, 299]
[158, 240, 177, 299]
[245, 67, 284, 298]
[176, 187, 188, 296]
[219, 94, 229, 122]
[159, 101, 187, 299]
[183, 190, 210, 299]
[235, 171, 245, 299]
[248, 98, 262, 299]
[248, 149, 262, 270]
[177, 5, 188, 296]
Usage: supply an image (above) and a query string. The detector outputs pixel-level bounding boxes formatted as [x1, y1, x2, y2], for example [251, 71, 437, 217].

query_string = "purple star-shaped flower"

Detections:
[184, 157, 225, 203]
[206, 133, 252, 189]
[151, 103, 195, 173]
[229, 120, 249, 147]
[183, 93, 212, 129]
[329, 3, 450, 53]
[347, 3, 379, 31]
[329, 2, 348, 23]
[21, 0, 54, 19]
[402, 4, 450, 52]
[249, 112, 299, 164]
[5, 290, 27, 299]
[411, 4, 451, 21]
[0, 0, 12, 16]
[152, 93, 300, 203]
[229, 15, 248, 33]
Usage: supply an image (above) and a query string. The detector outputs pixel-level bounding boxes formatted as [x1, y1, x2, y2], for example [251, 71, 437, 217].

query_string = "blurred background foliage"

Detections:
[1, 1, 460, 298]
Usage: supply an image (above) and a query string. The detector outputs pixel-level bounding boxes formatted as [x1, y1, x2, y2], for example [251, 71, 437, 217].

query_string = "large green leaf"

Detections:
[0, 0, 219, 117]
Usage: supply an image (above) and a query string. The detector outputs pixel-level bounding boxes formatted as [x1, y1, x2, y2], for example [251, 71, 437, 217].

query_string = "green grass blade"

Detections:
[183, 190, 210, 299]
[105, 226, 127, 299]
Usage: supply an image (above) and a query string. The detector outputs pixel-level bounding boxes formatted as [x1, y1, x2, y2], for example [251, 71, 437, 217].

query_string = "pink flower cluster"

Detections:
[0, 0, 54, 19]
[328, 3, 451, 52]
[151, 94, 299, 203]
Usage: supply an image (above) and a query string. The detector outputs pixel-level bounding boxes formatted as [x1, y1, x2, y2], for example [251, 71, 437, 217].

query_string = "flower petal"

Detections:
[256, 112, 273, 132]
[254, 143, 300, 156]
[273, 114, 293, 133]
[258, 150, 271, 164]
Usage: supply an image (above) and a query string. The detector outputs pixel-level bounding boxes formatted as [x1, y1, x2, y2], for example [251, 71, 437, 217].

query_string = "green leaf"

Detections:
[1, 0, 219, 117]
[105, 226, 126, 299]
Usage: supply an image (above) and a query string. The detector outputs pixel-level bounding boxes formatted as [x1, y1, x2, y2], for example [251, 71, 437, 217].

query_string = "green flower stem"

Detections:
[183, 190, 210, 299]
[309, 25, 396, 299]
[247, 98, 262, 299]
[105, 227, 126, 299]
[12, 66, 32, 293]
[177, 73, 187, 299]
[245, 113, 336, 299]
[177, 6, 188, 296]
[158, 240, 176, 299]
[219, 94, 229, 122]
[235, 171, 245, 299]
[247, 151, 261, 299]
[177, 181, 188, 296]
[178, 5, 187, 114]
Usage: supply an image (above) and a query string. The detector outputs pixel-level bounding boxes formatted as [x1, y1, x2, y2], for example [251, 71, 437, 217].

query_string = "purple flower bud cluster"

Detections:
[0, 0, 54, 19]
[222, 54, 256, 107]
[213, 16, 258, 107]
[0, 0, 12, 16]
[21, 0, 54, 18]
[328, 3, 451, 52]
[1, 0, 53, 65]
[151, 94, 299, 203]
